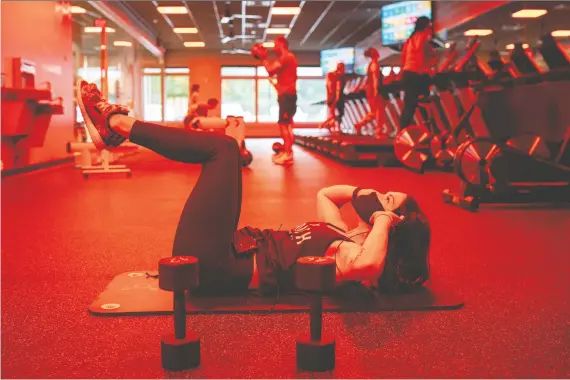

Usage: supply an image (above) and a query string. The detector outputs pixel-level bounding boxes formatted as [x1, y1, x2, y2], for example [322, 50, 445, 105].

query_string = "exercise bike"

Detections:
[443, 132, 570, 211]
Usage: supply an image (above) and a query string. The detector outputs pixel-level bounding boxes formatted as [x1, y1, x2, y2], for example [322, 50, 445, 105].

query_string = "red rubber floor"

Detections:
[2, 139, 569, 378]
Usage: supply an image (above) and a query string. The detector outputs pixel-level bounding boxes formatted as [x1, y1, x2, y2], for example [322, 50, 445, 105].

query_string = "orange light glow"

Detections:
[464, 29, 493, 37]
[157, 6, 187, 14]
[552, 30, 570, 37]
[506, 43, 529, 50]
[266, 28, 291, 35]
[512, 9, 547, 18]
[113, 41, 133, 47]
[184, 41, 205, 47]
[84, 27, 115, 33]
[173, 27, 198, 34]
[270, 7, 301, 15]
[70, 6, 86, 14]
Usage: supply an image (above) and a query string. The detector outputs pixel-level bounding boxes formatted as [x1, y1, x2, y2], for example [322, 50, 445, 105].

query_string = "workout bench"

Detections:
[67, 141, 139, 178]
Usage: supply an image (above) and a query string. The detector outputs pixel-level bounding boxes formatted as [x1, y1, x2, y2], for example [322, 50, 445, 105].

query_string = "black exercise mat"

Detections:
[89, 271, 464, 316]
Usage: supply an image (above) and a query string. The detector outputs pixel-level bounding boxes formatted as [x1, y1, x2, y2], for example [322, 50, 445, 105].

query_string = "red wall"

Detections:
[1, 1, 74, 170]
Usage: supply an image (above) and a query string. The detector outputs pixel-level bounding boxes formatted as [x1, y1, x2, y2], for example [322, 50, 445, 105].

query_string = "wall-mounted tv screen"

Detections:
[381, 1, 433, 47]
[320, 48, 355, 74]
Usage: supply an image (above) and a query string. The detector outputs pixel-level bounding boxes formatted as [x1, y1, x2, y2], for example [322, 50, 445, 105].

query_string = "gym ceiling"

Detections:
[72, 1, 570, 56]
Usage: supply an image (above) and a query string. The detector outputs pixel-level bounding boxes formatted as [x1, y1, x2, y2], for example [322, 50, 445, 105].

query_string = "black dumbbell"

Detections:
[295, 256, 336, 372]
[272, 142, 284, 154]
[158, 256, 200, 371]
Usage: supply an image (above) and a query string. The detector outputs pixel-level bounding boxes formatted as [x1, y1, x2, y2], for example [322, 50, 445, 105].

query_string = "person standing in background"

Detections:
[354, 48, 387, 138]
[188, 84, 200, 115]
[252, 37, 298, 165]
[399, 16, 437, 130]
[319, 63, 346, 134]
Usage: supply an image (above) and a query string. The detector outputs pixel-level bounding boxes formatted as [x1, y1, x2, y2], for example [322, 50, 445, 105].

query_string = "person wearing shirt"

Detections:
[399, 16, 437, 130]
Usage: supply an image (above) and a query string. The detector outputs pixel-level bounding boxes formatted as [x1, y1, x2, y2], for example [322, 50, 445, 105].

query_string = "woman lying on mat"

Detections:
[77, 80, 431, 296]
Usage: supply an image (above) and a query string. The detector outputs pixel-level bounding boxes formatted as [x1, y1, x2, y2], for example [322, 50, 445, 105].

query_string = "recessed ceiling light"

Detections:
[84, 27, 115, 33]
[173, 27, 198, 34]
[552, 30, 570, 37]
[262, 42, 274, 47]
[184, 41, 205, 47]
[157, 6, 187, 14]
[114, 41, 133, 47]
[512, 9, 547, 18]
[506, 43, 529, 50]
[266, 28, 291, 35]
[270, 7, 301, 15]
[70, 6, 86, 14]
[464, 29, 493, 36]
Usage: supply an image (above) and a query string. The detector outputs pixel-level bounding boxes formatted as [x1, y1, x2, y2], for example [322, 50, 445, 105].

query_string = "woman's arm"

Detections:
[334, 216, 392, 282]
[316, 185, 357, 231]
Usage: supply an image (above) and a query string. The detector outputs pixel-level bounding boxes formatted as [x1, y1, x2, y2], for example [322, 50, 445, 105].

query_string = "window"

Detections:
[296, 79, 327, 122]
[221, 66, 326, 123]
[143, 74, 162, 121]
[221, 79, 256, 122]
[142, 67, 190, 122]
[165, 68, 190, 121]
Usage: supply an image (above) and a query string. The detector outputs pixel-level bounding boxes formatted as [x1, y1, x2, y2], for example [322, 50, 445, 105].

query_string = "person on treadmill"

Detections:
[399, 16, 438, 130]
[253, 36, 298, 165]
[354, 48, 387, 137]
[319, 63, 346, 134]
[76, 79, 431, 296]
[183, 98, 219, 129]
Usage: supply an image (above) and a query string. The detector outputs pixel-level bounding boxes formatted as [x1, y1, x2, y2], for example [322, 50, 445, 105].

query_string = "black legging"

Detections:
[130, 121, 253, 294]
[399, 71, 432, 130]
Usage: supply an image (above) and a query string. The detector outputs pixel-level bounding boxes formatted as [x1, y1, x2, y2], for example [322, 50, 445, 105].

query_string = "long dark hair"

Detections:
[412, 16, 431, 36]
[376, 196, 431, 293]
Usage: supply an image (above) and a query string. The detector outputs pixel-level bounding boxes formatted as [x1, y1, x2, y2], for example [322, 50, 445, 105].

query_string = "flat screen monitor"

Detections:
[320, 48, 355, 74]
[382, 1, 433, 47]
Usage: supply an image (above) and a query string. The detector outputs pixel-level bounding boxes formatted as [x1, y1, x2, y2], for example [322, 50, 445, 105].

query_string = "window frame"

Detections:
[142, 67, 191, 122]
[221, 65, 325, 123]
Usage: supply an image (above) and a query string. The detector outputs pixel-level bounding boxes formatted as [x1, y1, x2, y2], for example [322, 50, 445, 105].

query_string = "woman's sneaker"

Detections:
[76, 79, 130, 150]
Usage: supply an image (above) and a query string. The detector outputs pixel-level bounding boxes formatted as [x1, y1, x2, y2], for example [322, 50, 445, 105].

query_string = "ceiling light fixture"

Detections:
[270, 7, 301, 15]
[70, 6, 86, 14]
[464, 29, 493, 36]
[266, 27, 291, 35]
[506, 43, 529, 50]
[512, 9, 547, 18]
[114, 41, 133, 47]
[262, 42, 275, 47]
[157, 6, 188, 14]
[551, 30, 570, 37]
[84, 27, 116, 33]
[173, 27, 198, 34]
[184, 41, 205, 47]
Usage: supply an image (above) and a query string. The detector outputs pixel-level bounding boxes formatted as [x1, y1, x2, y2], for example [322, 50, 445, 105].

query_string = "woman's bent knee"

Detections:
[212, 134, 240, 160]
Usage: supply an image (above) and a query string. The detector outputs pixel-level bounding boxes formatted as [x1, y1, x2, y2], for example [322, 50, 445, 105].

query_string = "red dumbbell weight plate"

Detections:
[454, 137, 501, 186]
[505, 134, 550, 159]
[394, 125, 432, 171]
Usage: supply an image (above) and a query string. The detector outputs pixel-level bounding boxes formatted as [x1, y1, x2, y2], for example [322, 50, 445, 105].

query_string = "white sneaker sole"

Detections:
[75, 78, 106, 150]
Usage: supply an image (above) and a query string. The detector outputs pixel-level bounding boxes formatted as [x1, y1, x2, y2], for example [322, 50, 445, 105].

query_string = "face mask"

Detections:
[352, 191, 385, 225]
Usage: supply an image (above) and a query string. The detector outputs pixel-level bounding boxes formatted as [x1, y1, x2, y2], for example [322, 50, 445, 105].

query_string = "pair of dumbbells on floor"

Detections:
[158, 255, 336, 372]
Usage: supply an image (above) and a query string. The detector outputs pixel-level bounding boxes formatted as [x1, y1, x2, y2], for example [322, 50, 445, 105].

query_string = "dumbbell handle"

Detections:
[309, 294, 322, 341]
[173, 290, 187, 340]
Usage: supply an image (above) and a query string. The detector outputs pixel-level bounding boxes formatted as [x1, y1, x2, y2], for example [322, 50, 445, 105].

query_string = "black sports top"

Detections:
[238, 222, 352, 294]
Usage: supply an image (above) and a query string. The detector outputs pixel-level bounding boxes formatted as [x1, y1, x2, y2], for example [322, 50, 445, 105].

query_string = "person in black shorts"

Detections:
[77, 80, 431, 295]
[253, 37, 298, 165]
